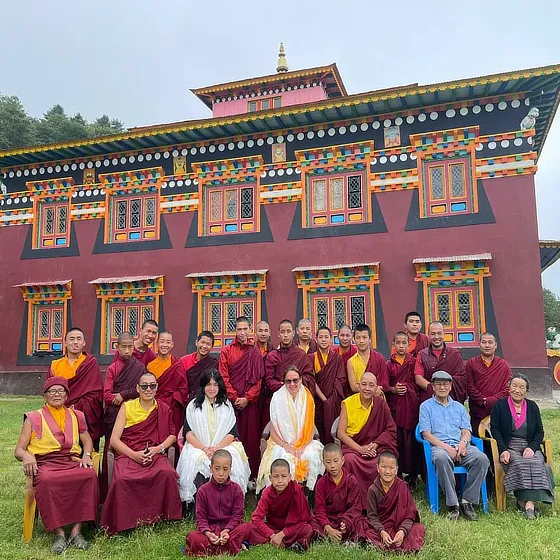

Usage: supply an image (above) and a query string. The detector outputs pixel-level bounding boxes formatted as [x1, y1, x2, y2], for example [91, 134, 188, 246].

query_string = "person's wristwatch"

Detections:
[160, 444, 166, 455]
[84, 452, 91, 457]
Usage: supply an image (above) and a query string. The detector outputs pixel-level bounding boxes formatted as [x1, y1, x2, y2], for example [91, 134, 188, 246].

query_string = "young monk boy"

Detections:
[367, 452, 425, 553]
[248, 459, 313, 551]
[185, 450, 251, 556]
[312, 443, 370, 543]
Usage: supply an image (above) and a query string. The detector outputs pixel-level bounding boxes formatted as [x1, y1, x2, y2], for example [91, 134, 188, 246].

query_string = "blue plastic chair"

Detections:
[415, 425, 489, 514]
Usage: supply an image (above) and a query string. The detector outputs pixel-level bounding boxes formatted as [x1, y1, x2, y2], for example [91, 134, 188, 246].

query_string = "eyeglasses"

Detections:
[285, 379, 300, 385]
[139, 383, 157, 390]
[433, 381, 452, 386]
[46, 389, 66, 396]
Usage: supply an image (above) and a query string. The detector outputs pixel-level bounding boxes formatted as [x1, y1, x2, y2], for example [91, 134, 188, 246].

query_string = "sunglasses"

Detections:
[139, 383, 158, 390]
[285, 379, 300, 385]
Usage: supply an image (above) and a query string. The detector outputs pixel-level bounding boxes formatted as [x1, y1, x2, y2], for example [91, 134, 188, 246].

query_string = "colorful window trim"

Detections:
[413, 254, 491, 347]
[203, 296, 257, 348]
[35, 201, 71, 249]
[310, 291, 370, 339]
[429, 285, 480, 345]
[107, 193, 159, 243]
[422, 156, 475, 217]
[187, 269, 268, 350]
[293, 262, 379, 347]
[248, 97, 282, 112]
[14, 280, 72, 355]
[106, 301, 157, 352]
[88, 275, 164, 355]
[204, 183, 257, 235]
[306, 171, 366, 227]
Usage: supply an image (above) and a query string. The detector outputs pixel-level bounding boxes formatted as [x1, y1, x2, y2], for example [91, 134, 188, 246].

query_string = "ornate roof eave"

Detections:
[539, 240, 560, 272]
[1, 63, 559, 167]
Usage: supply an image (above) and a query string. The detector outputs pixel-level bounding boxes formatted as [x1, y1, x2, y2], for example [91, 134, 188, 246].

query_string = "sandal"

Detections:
[69, 533, 90, 550]
[51, 534, 67, 554]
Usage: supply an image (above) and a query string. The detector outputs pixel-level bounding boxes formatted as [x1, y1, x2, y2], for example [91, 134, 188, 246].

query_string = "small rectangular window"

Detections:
[109, 194, 159, 243]
[32, 304, 65, 352]
[205, 185, 257, 236]
[310, 292, 370, 333]
[106, 301, 156, 353]
[248, 101, 258, 112]
[273, 97, 282, 108]
[203, 297, 258, 347]
[36, 201, 71, 249]
[261, 99, 270, 110]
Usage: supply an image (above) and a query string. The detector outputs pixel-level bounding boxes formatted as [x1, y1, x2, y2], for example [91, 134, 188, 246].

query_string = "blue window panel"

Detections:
[334, 336, 340, 345]
[52, 343, 63, 351]
[451, 202, 467, 212]
[225, 224, 238, 232]
[225, 338, 234, 345]
[55, 238, 67, 246]
[457, 332, 475, 342]
[129, 232, 141, 240]
[330, 214, 344, 223]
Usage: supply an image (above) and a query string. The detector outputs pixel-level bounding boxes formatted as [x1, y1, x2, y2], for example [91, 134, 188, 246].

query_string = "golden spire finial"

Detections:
[277, 42, 288, 73]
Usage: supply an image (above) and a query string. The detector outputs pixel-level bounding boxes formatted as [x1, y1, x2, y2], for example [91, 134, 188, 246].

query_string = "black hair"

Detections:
[278, 319, 294, 330]
[510, 373, 530, 390]
[65, 327, 85, 338]
[270, 458, 290, 473]
[235, 316, 251, 327]
[323, 443, 343, 457]
[158, 330, 173, 338]
[354, 323, 372, 338]
[194, 369, 229, 409]
[378, 450, 398, 464]
[141, 319, 159, 329]
[197, 330, 215, 345]
[404, 311, 422, 323]
[316, 325, 332, 337]
[117, 332, 134, 344]
[138, 371, 157, 383]
[393, 330, 409, 341]
[283, 365, 301, 382]
[211, 449, 232, 465]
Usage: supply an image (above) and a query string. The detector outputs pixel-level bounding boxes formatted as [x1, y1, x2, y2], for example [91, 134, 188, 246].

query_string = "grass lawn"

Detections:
[0, 397, 558, 560]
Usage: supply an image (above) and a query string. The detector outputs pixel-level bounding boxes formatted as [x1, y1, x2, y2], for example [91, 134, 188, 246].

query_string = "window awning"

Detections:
[13, 279, 72, 302]
[186, 270, 268, 295]
[539, 240, 560, 273]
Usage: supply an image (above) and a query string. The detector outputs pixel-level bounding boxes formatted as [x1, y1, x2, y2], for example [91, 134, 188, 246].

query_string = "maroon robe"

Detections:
[112, 345, 157, 366]
[100, 401, 182, 534]
[342, 397, 398, 509]
[466, 355, 512, 436]
[26, 407, 99, 532]
[186, 478, 251, 556]
[365, 350, 390, 393]
[338, 344, 357, 365]
[154, 356, 189, 436]
[248, 480, 313, 549]
[409, 333, 429, 357]
[220, 341, 264, 477]
[47, 353, 104, 443]
[262, 344, 315, 430]
[314, 350, 346, 443]
[367, 477, 425, 553]
[296, 337, 318, 355]
[311, 470, 370, 541]
[417, 344, 467, 403]
[386, 354, 422, 475]
[186, 354, 219, 402]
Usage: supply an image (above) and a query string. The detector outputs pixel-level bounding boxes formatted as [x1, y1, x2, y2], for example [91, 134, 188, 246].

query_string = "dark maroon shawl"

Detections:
[467, 355, 511, 432]
[386, 354, 420, 431]
[104, 356, 146, 438]
[312, 470, 370, 538]
[264, 344, 315, 396]
[418, 344, 467, 403]
[228, 344, 264, 396]
[47, 353, 104, 441]
[112, 345, 157, 366]
[365, 350, 390, 393]
[338, 344, 357, 364]
[155, 356, 189, 435]
[295, 337, 318, 355]
[411, 333, 429, 357]
[315, 350, 346, 443]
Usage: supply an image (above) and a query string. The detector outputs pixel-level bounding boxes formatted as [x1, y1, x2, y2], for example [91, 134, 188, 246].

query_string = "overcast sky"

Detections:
[3, 0, 559, 292]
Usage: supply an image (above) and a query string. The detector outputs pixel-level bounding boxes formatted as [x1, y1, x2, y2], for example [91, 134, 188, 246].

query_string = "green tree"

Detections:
[0, 95, 36, 149]
[543, 287, 560, 331]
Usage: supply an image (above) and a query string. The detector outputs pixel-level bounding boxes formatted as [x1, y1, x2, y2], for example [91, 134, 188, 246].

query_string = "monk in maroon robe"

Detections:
[186, 450, 251, 556]
[219, 317, 264, 477]
[101, 373, 182, 534]
[415, 322, 467, 403]
[466, 332, 512, 435]
[101, 333, 146, 499]
[296, 318, 317, 354]
[181, 331, 219, 402]
[111, 319, 158, 366]
[262, 319, 315, 431]
[47, 327, 104, 447]
[386, 332, 422, 477]
[336, 325, 357, 364]
[367, 452, 425, 553]
[313, 327, 346, 443]
[338, 373, 398, 510]
[148, 331, 189, 437]
[255, 320, 273, 359]
[248, 459, 313, 550]
[312, 443, 371, 542]
[391, 311, 429, 357]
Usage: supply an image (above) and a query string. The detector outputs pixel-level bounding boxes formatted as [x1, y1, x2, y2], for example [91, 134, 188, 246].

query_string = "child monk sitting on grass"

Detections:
[248, 458, 313, 552]
[367, 451, 425, 553]
[312, 443, 370, 543]
[185, 450, 251, 556]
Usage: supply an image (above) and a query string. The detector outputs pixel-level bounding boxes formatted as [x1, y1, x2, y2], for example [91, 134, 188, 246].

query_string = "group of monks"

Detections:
[14, 311, 514, 554]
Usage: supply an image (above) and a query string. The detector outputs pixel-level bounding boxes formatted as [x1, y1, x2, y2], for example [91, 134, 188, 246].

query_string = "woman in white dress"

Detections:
[256, 365, 324, 492]
[176, 369, 250, 503]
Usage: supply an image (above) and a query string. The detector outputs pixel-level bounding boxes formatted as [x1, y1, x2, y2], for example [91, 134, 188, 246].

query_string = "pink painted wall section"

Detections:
[212, 86, 328, 117]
